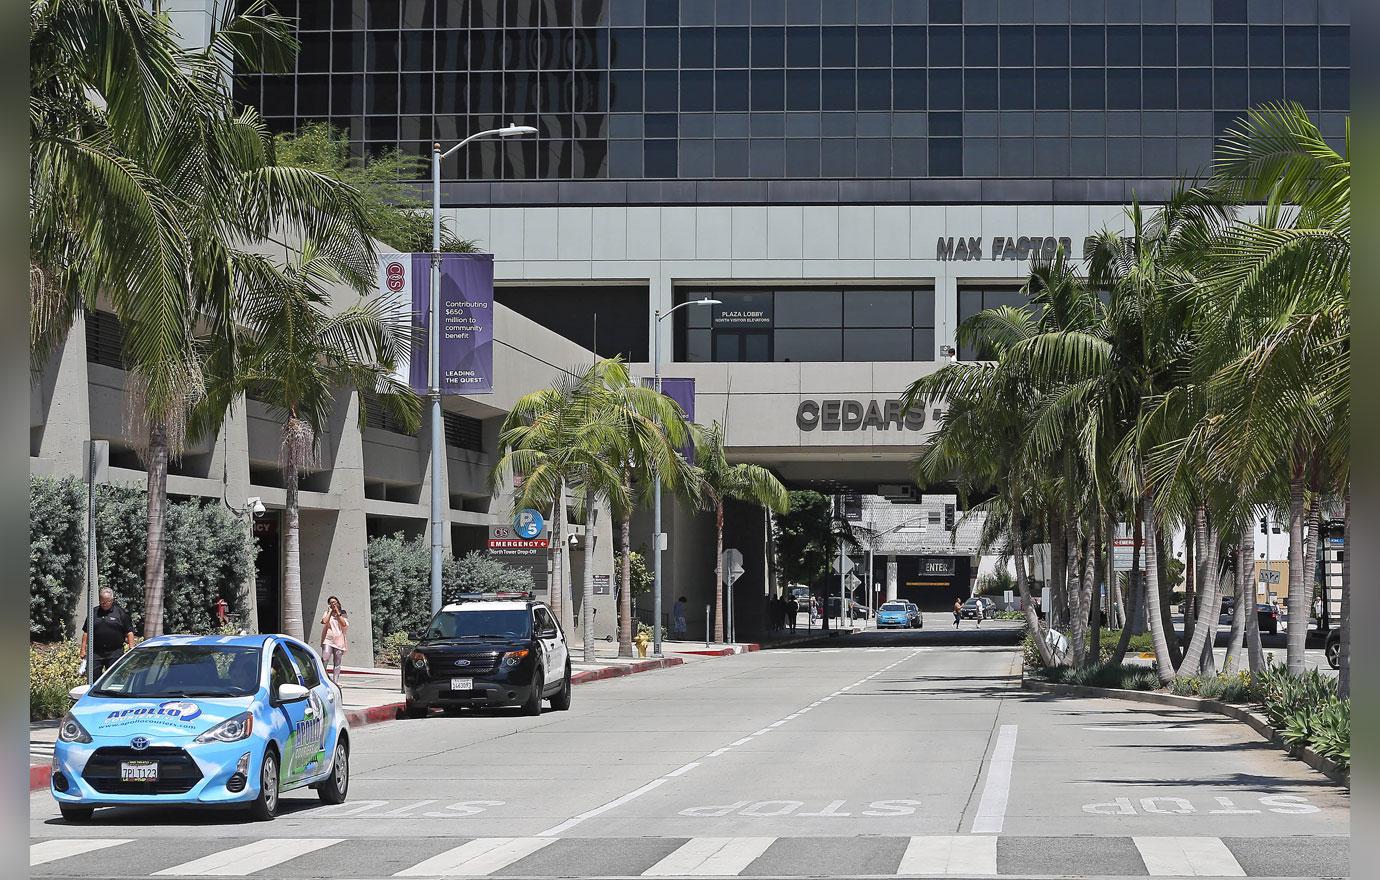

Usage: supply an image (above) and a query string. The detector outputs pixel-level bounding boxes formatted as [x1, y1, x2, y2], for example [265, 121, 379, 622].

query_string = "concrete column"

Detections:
[36, 311, 92, 475]
[886, 556, 898, 602]
[299, 390, 373, 663]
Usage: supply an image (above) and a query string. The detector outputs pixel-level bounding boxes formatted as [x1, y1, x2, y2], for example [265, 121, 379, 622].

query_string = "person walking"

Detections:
[319, 595, 349, 684]
[953, 598, 963, 629]
[786, 596, 798, 632]
[671, 596, 688, 639]
[80, 587, 135, 678]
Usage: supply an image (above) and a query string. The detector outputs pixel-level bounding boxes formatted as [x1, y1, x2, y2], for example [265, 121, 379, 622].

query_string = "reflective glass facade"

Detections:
[240, 0, 1349, 183]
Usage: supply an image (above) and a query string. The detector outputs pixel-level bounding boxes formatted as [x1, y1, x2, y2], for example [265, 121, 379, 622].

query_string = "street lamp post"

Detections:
[429, 124, 536, 616]
[651, 297, 720, 655]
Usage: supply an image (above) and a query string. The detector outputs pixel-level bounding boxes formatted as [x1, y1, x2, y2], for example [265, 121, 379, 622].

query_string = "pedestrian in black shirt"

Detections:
[81, 588, 135, 678]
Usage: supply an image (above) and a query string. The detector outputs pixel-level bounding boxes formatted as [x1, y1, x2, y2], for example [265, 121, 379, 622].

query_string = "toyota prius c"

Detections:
[50, 633, 350, 822]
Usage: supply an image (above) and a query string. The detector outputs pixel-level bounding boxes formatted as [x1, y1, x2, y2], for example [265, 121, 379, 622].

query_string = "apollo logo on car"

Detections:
[103, 700, 202, 723]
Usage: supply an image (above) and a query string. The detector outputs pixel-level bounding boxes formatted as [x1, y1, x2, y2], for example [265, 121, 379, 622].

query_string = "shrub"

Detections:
[1120, 668, 1162, 691]
[1170, 675, 1201, 696]
[374, 631, 415, 667]
[994, 610, 1026, 620]
[29, 477, 254, 640]
[31, 642, 83, 720]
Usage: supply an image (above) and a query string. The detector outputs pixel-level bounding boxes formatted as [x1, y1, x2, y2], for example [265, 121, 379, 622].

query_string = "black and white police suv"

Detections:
[402, 594, 572, 718]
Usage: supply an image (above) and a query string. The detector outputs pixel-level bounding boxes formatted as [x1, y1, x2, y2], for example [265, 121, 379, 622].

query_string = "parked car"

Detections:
[877, 602, 911, 629]
[960, 597, 996, 620]
[826, 597, 869, 620]
[51, 634, 349, 822]
[1325, 627, 1340, 669]
[1258, 603, 1279, 635]
[905, 601, 923, 628]
[403, 596, 572, 718]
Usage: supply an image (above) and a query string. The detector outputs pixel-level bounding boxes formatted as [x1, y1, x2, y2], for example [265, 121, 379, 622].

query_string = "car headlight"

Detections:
[58, 712, 91, 744]
[409, 650, 429, 669]
[502, 649, 529, 667]
[195, 712, 254, 744]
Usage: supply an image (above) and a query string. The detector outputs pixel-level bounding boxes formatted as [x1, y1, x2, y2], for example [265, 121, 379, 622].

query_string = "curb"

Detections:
[31, 763, 51, 793]
[674, 644, 760, 657]
[1020, 678, 1350, 787]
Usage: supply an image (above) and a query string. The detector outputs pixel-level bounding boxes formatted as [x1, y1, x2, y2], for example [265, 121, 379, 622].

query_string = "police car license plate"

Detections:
[120, 761, 158, 782]
[450, 678, 473, 691]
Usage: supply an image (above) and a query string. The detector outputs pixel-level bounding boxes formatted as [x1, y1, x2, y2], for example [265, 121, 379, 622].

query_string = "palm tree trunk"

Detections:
[1070, 525, 1090, 664]
[281, 448, 304, 641]
[1224, 543, 1247, 674]
[582, 487, 596, 663]
[618, 491, 634, 658]
[1179, 511, 1220, 677]
[1111, 515, 1144, 665]
[1285, 465, 1307, 675]
[1157, 533, 1183, 668]
[1086, 513, 1107, 667]
[1339, 491, 1349, 698]
[141, 418, 169, 638]
[1050, 516, 1067, 629]
[1141, 496, 1175, 683]
[1242, 524, 1265, 672]
[714, 501, 725, 643]
[1013, 495, 1056, 667]
[1183, 515, 1197, 643]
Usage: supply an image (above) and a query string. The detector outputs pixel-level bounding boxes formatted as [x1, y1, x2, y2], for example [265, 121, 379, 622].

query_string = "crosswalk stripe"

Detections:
[30, 839, 133, 867]
[394, 838, 554, 877]
[897, 836, 998, 876]
[152, 839, 342, 876]
[1133, 837, 1246, 877]
[642, 837, 775, 876]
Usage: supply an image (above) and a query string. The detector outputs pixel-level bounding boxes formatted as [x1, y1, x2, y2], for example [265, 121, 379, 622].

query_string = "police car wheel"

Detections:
[249, 748, 280, 821]
[404, 703, 429, 719]
[317, 741, 349, 805]
[60, 805, 93, 823]
[550, 664, 572, 711]
[522, 669, 543, 716]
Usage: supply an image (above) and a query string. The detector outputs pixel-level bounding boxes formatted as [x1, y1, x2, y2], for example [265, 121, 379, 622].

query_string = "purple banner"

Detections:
[658, 378, 695, 423]
[408, 253, 495, 395]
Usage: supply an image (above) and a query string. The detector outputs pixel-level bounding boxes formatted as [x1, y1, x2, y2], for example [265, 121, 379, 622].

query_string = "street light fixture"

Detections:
[428, 124, 538, 617]
[651, 296, 720, 655]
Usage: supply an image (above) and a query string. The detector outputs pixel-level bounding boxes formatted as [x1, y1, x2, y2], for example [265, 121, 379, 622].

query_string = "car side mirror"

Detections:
[276, 683, 309, 704]
[407, 628, 424, 641]
[68, 684, 90, 701]
[538, 627, 558, 639]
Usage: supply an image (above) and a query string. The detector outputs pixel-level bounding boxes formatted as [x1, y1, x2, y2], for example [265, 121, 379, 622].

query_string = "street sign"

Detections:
[1003, 590, 1014, 608]
[1260, 569, 1281, 584]
[832, 554, 856, 574]
[721, 549, 744, 585]
[593, 574, 611, 595]
[847, 573, 862, 588]
[513, 508, 545, 539]
[839, 493, 863, 521]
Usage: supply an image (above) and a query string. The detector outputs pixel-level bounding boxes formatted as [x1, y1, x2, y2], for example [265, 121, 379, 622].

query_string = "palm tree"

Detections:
[202, 243, 419, 640]
[692, 422, 788, 643]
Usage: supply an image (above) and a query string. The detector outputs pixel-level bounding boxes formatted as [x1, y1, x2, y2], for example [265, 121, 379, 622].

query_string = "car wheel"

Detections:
[522, 668, 544, 716]
[316, 740, 349, 805]
[1326, 638, 1341, 670]
[248, 747, 279, 821]
[404, 703, 429, 719]
[59, 804, 93, 823]
[550, 663, 572, 711]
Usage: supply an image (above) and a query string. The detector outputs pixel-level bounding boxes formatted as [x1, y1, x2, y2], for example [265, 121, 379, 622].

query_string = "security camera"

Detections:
[247, 497, 266, 516]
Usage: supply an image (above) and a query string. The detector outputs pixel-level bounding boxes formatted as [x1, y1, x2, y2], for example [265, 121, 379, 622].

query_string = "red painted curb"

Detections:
[31, 764, 51, 792]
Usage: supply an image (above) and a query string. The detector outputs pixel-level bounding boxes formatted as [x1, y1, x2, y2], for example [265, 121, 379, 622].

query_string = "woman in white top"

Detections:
[319, 595, 349, 684]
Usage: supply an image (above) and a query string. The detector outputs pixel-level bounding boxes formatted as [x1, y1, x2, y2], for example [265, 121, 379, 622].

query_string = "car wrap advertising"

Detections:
[287, 690, 328, 778]
[80, 698, 243, 737]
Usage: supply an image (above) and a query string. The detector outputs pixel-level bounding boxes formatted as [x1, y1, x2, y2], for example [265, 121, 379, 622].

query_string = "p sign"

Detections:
[514, 508, 545, 540]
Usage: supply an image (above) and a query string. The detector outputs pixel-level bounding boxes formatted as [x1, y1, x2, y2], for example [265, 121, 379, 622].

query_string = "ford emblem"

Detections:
[130, 736, 149, 751]
[455, 659, 471, 667]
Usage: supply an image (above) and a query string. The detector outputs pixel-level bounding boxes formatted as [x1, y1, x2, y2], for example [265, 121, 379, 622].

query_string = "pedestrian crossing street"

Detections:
[29, 834, 1349, 877]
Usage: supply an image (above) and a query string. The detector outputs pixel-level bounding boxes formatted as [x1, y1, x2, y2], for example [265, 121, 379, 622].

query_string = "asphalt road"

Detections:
[30, 625, 1349, 879]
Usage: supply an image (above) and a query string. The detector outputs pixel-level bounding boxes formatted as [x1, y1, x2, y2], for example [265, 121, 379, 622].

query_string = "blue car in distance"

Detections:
[51, 633, 349, 822]
[877, 602, 914, 629]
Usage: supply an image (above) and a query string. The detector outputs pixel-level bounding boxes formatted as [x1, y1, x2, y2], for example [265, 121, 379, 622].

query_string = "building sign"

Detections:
[381, 252, 495, 395]
[936, 236, 1099, 262]
[513, 508, 545, 540]
[797, 399, 926, 432]
[592, 574, 611, 595]
[712, 303, 772, 327]
[921, 558, 955, 576]
[486, 525, 549, 556]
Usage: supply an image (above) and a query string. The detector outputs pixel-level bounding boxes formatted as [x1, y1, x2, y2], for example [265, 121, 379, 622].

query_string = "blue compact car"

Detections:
[877, 602, 914, 629]
[51, 634, 349, 822]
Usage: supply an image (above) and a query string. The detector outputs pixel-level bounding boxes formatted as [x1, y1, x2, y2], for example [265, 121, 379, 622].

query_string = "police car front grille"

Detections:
[83, 746, 202, 795]
[427, 652, 501, 674]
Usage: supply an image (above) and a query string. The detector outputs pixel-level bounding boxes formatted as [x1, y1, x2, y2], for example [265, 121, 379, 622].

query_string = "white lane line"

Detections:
[730, 737, 753, 746]
[970, 724, 1019, 833]
[536, 778, 670, 836]
[154, 839, 342, 876]
[643, 837, 776, 876]
[30, 839, 133, 867]
[706, 747, 732, 758]
[395, 837, 554, 877]
[897, 836, 998, 876]
[1133, 837, 1246, 876]
[666, 762, 701, 777]
[769, 719, 787, 727]
[750, 728, 771, 736]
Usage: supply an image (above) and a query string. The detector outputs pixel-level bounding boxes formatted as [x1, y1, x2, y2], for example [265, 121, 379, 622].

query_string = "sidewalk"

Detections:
[28, 636, 776, 791]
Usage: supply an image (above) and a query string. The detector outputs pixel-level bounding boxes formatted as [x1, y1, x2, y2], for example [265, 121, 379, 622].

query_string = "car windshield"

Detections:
[93, 645, 261, 698]
[881, 603, 907, 612]
[427, 609, 532, 640]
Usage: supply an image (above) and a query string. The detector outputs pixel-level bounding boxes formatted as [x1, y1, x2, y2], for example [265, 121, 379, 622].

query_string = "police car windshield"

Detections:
[427, 609, 532, 641]
[93, 645, 261, 698]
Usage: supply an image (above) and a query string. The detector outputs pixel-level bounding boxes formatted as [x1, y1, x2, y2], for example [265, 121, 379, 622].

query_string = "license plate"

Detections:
[450, 678, 473, 691]
[120, 761, 158, 782]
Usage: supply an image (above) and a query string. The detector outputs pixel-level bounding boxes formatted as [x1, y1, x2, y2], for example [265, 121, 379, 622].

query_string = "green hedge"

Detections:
[30, 476, 254, 639]
[366, 533, 534, 648]
[30, 641, 83, 720]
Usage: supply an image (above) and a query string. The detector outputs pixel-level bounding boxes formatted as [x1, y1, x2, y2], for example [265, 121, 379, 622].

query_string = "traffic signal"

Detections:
[1260, 518, 1268, 534]
[944, 503, 955, 531]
